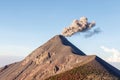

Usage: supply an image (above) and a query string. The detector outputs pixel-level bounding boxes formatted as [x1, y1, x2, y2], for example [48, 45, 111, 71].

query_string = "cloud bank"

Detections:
[101, 46, 120, 62]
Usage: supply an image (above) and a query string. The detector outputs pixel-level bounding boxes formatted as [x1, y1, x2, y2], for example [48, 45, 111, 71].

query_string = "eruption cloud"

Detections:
[62, 16, 96, 37]
[84, 28, 101, 38]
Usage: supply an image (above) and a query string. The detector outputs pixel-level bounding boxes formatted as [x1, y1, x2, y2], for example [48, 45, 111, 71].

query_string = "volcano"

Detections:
[0, 35, 120, 80]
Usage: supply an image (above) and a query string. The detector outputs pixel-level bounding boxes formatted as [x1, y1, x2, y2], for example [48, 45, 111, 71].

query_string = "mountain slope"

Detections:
[46, 57, 120, 80]
[0, 35, 120, 80]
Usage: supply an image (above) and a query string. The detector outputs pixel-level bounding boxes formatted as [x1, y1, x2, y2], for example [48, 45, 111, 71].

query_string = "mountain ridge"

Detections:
[0, 35, 120, 80]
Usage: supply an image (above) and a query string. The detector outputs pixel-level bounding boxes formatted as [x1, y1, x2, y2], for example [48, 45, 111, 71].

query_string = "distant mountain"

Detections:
[0, 35, 120, 80]
[0, 55, 23, 67]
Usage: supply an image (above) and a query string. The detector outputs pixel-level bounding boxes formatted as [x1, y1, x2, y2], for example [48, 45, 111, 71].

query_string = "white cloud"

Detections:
[101, 46, 120, 62]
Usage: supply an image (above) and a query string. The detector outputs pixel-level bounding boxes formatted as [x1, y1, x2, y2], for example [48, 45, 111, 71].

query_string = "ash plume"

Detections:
[84, 28, 101, 38]
[62, 16, 96, 37]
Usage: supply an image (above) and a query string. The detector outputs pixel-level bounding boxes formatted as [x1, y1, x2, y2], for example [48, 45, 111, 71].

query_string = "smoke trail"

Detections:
[85, 28, 101, 38]
[62, 16, 96, 37]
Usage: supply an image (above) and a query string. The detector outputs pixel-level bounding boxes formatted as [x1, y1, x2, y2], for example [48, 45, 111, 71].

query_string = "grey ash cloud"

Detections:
[84, 28, 101, 38]
[61, 16, 100, 37]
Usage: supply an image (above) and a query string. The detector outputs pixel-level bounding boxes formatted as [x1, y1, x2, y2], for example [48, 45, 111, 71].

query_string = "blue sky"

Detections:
[0, 0, 120, 67]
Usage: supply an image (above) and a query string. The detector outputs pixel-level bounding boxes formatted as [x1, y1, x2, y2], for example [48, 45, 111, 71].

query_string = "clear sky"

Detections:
[0, 0, 120, 67]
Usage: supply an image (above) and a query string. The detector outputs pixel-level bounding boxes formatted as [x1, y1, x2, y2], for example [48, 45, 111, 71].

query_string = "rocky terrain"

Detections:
[0, 35, 120, 80]
[46, 57, 120, 80]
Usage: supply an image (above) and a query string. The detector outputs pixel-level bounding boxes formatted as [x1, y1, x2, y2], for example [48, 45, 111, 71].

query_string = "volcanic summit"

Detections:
[0, 35, 120, 80]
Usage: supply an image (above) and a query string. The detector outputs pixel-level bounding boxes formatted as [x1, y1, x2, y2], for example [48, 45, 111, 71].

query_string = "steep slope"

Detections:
[0, 35, 90, 80]
[46, 57, 120, 80]
[0, 35, 120, 80]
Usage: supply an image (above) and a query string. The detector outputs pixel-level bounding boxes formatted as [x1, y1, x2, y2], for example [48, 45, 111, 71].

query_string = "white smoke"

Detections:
[62, 16, 96, 37]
